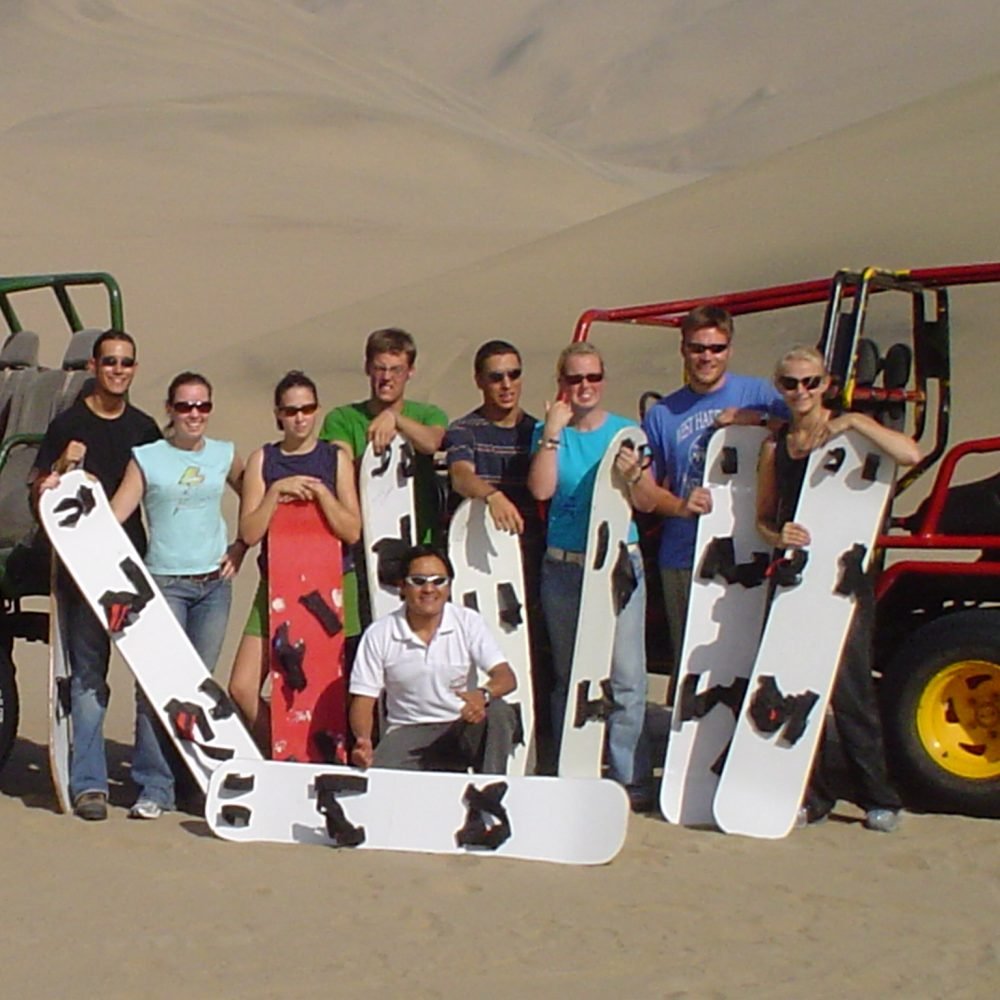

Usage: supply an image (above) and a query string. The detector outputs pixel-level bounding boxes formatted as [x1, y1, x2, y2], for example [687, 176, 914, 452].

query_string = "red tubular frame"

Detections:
[572, 262, 1000, 342]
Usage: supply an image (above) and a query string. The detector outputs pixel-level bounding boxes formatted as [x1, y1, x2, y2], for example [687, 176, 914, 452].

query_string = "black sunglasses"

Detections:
[683, 342, 729, 355]
[277, 403, 319, 417]
[171, 400, 213, 414]
[99, 355, 136, 368]
[561, 372, 604, 386]
[777, 374, 824, 391]
[485, 368, 522, 384]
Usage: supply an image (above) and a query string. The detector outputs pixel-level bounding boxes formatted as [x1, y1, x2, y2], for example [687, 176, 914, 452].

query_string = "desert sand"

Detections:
[2, 2, 1000, 997]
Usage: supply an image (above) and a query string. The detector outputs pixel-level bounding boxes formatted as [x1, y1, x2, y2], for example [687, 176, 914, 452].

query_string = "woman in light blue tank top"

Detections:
[528, 342, 651, 802]
[111, 371, 245, 818]
[227, 371, 361, 746]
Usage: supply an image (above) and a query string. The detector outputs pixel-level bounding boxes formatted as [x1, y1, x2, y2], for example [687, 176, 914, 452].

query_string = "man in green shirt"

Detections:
[320, 327, 448, 636]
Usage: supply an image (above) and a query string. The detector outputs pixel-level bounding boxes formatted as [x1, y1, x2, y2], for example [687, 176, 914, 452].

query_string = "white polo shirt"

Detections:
[350, 603, 507, 727]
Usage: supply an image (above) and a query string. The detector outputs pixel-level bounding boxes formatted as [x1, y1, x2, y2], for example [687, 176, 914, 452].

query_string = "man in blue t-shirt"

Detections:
[636, 306, 787, 681]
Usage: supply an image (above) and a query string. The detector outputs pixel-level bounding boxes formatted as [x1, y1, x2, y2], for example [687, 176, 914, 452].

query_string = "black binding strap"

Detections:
[592, 521, 610, 571]
[677, 673, 748, 723]
[165, 699, 234, 761]
[496, 582, 523, 628]
[823, 447, 846, 473]
[222, 772, 255, 793]
[220, 805, 251, 828]
[299, 589, 343, 637]
[574, 678, 618, 728]
[766, 549, 808, 587]
[861, 453, 881, 482]
[53, 484, 96, 527]
[99, 557, 155, 633]
[271, 621, 307, 692]
[314, 774, 367, 847]
[373, 536, 409, 588]
[398, 442, 416, 481]
[700, 537, 769, 588]
[611, 541, 638, 614]
[199, 677, 235, 720]
[747, 675, 819, 746]
[699, 536, 735, 581]
[834, 543, 868, 596]
[455, 781, 512, 851]
[720, 446, 738, 475]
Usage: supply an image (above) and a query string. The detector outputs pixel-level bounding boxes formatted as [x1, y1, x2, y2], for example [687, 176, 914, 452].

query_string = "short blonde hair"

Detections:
[774, 344, 826, 380]
[557, 341, 605, 379]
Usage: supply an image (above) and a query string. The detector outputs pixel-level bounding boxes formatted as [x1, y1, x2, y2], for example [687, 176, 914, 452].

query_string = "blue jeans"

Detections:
[540, 549, 649, 787]
[57, 568, 174, 806]
[132, 574, 233, 807]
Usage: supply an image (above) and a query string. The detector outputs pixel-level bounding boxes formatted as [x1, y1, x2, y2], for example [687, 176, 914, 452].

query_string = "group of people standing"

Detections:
[32, 308, 918, 832]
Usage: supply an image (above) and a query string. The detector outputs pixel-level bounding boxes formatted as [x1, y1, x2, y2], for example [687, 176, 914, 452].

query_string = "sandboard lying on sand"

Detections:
[713, 431, 896, 839]
[206, 758, 629, 866]
[39, 470, 262, 792]
[660, 426, 770, 825]
[448, 497, 535, 775]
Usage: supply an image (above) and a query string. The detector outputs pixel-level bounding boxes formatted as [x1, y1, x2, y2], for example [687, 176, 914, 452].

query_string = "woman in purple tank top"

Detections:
[227, 371, 361, 745]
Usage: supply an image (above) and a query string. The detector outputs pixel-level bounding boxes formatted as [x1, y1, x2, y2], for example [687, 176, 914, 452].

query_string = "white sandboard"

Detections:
[206, 758, 628, 866]
[713, 431, 896, 838]
[660, 426, 771, 825]
[448, 497, 535, 775]
[359, 436, 416, 621]
[558, 426, 646, 779]
[39, 471, 262, 792]
[48, 556, 73, 813]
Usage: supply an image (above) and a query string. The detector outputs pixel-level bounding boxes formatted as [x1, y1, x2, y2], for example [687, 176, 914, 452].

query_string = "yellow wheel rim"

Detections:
[916, 660, 1000, 780]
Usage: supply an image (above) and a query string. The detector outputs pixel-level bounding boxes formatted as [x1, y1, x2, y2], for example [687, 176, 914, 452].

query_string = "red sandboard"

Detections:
[268, 501, 348, 762]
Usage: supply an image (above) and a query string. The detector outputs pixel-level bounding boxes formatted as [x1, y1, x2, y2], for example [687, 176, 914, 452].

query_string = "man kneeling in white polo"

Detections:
[349, 544, 519, 773]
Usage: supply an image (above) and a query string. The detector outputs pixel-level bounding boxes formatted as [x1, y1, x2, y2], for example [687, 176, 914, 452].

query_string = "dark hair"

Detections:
[402, 544, 454, 580]
[92, 328, 137, 360]
[680, 305, 734, 340]
[365, 327, 416, 367]
[474, 340, 521, 376]
[273, 370, 318, 408]
[167, 371, 212, 404]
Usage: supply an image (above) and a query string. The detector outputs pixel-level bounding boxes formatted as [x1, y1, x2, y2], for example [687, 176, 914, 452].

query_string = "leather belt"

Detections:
[546, 546, 586, 566]
[170, 569, 223, 583]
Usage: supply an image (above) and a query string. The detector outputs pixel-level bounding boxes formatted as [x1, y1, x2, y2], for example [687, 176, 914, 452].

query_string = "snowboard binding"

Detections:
[747, 675, 819, 746]
[455, 781, 512, 851]
[314, 774, 367, 848]
[53, 484, 96, 527]
[271, 621, 307, 692]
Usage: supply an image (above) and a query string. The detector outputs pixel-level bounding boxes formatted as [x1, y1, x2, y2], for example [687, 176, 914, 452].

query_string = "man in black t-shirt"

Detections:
[444, 340, 553, 769]
[32, 329, 161, 821]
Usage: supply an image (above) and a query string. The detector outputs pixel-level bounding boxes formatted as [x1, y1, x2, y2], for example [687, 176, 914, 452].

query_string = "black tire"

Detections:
[0, 645, 19, 771]
[881, 609, 1000, 818]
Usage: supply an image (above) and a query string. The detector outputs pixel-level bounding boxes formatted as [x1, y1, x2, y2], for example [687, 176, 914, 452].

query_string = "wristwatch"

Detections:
[478, 686, 492, 705]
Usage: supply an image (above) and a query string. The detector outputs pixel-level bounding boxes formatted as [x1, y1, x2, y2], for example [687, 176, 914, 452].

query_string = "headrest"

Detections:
[62, 328, 103, 371]
[0, 329, 40, 369]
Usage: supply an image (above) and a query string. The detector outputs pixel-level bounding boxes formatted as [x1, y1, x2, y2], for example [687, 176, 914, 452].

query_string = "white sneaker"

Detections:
[128, 798, 164, 820]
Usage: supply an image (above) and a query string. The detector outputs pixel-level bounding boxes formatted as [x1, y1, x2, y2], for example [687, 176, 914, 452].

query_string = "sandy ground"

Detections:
[2, 2, 1000, 997]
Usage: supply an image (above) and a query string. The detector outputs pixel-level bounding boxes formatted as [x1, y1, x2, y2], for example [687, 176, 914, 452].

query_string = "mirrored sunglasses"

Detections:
[404, 574, 450, 588]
